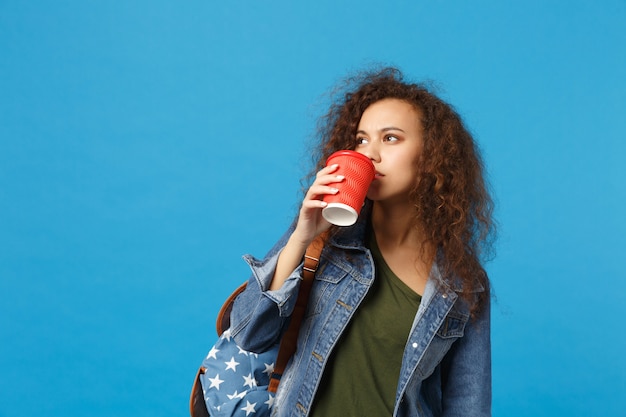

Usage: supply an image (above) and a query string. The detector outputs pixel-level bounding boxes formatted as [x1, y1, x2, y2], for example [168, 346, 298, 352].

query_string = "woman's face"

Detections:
[354, 98, 424, 205]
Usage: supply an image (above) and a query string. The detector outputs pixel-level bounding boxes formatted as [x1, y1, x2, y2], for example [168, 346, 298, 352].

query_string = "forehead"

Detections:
[358, 98, 422, 128]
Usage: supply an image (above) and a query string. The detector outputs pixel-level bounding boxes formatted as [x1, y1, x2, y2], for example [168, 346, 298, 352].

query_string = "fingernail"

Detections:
[330, 188, 339, 193]
[336, 175, 345, 180]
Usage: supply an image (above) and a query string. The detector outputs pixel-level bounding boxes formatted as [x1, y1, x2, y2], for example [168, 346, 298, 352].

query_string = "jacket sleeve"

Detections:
[441, 296, 492, 417]
[229, 221, 306, 353]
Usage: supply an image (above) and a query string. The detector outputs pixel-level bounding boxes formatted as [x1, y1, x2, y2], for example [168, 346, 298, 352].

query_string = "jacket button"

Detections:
[442, 293, 448, 299]
[412, 342, 418, 348]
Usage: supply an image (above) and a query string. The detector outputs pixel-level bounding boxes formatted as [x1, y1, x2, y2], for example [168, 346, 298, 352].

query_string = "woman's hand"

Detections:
[268, 164, 344, 291]
[291, 163, 343, 246]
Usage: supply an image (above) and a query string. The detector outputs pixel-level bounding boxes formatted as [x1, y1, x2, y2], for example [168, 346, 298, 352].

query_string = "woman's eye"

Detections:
[384, 135, 399, 142]
[356, 137, 369, 145]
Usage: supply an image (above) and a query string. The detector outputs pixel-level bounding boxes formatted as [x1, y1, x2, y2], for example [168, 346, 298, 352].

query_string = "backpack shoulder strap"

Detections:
[268, 234, 325, 393]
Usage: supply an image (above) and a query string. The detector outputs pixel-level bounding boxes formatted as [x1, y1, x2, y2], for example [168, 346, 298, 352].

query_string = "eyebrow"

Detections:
[356, 126, 406, 135]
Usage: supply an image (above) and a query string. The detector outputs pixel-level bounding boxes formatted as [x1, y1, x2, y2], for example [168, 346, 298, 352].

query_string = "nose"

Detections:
[357, 141, 380, 163]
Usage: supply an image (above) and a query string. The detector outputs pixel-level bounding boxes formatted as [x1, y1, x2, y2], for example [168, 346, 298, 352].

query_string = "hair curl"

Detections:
[311, 67, 496, 316]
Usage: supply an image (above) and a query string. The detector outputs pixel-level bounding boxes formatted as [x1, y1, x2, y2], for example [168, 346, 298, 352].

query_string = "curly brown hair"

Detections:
[311, 67, 496, 316]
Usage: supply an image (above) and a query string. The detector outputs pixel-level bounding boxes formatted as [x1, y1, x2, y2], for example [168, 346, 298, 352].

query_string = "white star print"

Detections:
[208, 374, 224, 390]
[237, 346, 249, 356]
[263, 362, 275, 376]
[227, 390, 248, 400]
[265, 393, 275, 409]
[224, 356, 240, 372]
[241, 400, 257, 416]
[242, 373, 257, 389]
[206, 346, 219, 360]
[222, 328, 232, 341]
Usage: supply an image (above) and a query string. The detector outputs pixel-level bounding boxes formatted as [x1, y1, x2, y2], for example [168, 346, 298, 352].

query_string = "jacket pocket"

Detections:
[436, 310, 469, 338]
[415, 310, 470, 379]
[306, 257, 351, 317]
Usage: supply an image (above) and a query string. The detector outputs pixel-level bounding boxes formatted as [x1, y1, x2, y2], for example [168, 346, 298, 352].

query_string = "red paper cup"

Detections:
[322, 150, 375, 226]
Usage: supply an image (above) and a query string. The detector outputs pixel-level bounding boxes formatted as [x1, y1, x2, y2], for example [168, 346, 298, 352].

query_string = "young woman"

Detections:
[229, 67, 495, 417]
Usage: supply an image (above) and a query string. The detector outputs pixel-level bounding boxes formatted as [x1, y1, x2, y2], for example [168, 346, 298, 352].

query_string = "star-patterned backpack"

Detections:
[189, 236, 325, 417]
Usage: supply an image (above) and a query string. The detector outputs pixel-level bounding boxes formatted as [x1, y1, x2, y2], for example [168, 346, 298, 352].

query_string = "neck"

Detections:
[370, 201, 423, 248]
[369, 201, 436, 295]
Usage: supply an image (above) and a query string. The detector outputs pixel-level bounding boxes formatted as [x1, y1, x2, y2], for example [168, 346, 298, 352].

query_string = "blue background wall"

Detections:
[1, 1, 624, 416]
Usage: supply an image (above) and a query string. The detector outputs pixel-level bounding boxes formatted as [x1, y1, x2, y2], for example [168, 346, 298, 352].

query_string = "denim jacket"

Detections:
[230, 209, 491, 417]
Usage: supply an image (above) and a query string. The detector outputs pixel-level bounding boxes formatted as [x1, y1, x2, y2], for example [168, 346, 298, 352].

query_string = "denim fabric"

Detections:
[230, 209, 491, 417]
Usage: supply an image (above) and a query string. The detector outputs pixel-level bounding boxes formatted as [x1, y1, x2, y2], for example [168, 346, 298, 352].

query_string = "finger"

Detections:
[316, 163, 340, 178]
[301, 199, 328, 209]
[316, 173, 345, 186]
[305, 184, 339, 201]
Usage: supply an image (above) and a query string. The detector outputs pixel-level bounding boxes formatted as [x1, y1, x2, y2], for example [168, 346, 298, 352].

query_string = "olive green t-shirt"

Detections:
[309, 233, 422, 416]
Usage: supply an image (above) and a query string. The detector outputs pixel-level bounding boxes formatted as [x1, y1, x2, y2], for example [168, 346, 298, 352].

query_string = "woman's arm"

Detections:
[229, 164, 343, 351]
[229, 224, 301, 352]
[269, 163, 342, 290]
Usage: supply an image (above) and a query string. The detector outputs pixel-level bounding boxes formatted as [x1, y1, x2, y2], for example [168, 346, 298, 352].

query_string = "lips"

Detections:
[374, 172, 384, 179]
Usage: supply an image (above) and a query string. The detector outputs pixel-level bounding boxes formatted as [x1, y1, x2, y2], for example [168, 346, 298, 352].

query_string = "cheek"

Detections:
[399, 157, 421, 188]
[400, 155, 420, 175]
